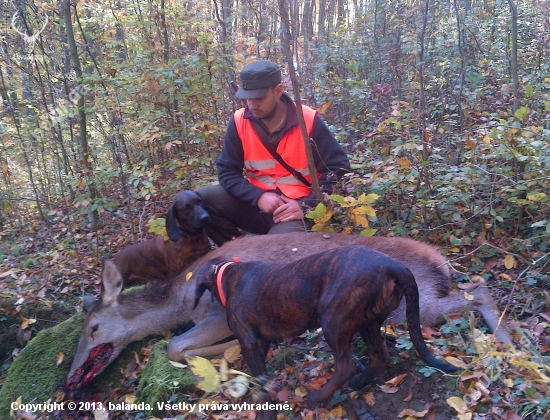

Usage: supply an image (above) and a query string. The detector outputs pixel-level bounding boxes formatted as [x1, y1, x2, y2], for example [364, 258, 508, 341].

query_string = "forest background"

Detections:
[0, 0, 549, 419]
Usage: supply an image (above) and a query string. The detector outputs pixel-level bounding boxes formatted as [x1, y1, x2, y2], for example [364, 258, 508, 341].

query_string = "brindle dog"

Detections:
[114, 190, 211, 288]
[194, 245, 459, 419]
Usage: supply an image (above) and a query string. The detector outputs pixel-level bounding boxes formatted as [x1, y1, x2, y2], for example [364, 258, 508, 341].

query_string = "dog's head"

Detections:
[192, 256, 234, 309]
[166, 190, 210, 241]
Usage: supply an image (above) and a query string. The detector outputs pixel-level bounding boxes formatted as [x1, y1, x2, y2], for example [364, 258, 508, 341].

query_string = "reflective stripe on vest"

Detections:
[234, 105, 317, 199]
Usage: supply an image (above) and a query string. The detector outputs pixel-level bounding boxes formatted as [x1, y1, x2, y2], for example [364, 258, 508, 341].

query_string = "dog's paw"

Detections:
[349, 372, 375, 391]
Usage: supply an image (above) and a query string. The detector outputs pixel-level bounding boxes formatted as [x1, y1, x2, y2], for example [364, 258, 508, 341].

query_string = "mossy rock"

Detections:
[0, 313, 158, 419]
[0, 313, 85, 418]
[137, 340, 197, 415]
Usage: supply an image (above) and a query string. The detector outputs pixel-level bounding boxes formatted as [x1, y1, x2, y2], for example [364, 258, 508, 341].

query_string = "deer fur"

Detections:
[67, 231, 513, 390]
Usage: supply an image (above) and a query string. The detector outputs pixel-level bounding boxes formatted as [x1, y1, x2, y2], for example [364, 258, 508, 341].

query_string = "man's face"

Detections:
[246, 84, 283, 120]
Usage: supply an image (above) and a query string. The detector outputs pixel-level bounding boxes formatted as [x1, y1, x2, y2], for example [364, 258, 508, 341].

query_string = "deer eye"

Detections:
[91, 324, 99, 339]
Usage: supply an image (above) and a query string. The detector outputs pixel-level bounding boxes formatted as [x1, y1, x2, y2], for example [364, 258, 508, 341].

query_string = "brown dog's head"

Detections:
[193, 256, 234, 309]
[166, 190, 210, 241]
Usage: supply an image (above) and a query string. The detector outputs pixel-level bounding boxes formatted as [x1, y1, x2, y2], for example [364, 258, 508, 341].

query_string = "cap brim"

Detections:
[235, 87, 269, 100]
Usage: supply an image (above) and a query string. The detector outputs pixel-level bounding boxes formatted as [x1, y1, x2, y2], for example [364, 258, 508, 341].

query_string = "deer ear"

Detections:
[83, 295, 98, 312]
[101, 259, 123, 305]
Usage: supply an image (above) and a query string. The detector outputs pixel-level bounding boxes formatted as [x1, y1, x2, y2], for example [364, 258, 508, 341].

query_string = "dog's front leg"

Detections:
[239, 336, 277, 420]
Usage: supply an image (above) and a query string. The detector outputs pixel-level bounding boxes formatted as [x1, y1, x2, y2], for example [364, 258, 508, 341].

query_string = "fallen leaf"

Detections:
[397, 408, 429, 418]
[504, 254, 516, 269]
[385, 373, 408, 387]
[224, 376, 249, 398]
[446, 396, 468, 414]
[188, 356, 221, 393]
[328, 405, 345, 417]
[20, 317, 36, 330]
[186, 272, 193, 281]
[403, 392, 413, 402]
[169, 360, 187, 369]
[379, 384, 399, 394]
[223, 344, 241, 363]
[277, 388, 291, 402]
[445, 356, 468, 369]
[56, 352, 64, 367]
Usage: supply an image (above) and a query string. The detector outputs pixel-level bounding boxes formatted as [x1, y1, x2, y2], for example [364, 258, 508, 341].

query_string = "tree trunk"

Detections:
[64, 0, 100, 230]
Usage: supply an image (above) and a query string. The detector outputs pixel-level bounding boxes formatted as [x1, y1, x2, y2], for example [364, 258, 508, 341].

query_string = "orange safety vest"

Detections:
[234, 105, 318, 199]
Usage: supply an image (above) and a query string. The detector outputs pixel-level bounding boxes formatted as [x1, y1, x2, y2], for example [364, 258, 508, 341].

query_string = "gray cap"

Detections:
[236, 60, 282, 99]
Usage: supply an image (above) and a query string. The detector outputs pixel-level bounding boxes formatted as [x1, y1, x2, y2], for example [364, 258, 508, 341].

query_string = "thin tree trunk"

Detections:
[278, 0, 323, 202]
[507, 0, 519, 113]
[64, 0, 100, 229]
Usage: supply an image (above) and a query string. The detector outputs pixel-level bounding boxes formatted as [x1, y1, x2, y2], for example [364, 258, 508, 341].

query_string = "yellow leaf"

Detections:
[319, 100, 333, 114]
[328, 405, 345, 418]
[186, 272, 193, 281]
[358, 193, 379, 205]
[353, 205, 377, 217]
[220, 357, 228, 381]
[397, 408, 429, 418]
[464, 291, 474, 301]
[295, 386, 308, 397]
[446, 396, 468, 413]
[223, 344, 241, 363]
[123, 393, 136, 404]
[362, 392, 376, 406]
[352, 214, 370, 228]
[482, 134, 491, 145]
[20, 317, 36, 330]
[445, 356, 468, 369]
[504, 254, 516, 270]
[188, 356, 221, 393]
[56, 352, 64, 367]
[397, 157, 412, 169]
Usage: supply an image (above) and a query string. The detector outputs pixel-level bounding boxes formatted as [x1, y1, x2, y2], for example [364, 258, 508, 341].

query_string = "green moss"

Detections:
[0, 313, 84, 419]
[137, 341, 196, 415]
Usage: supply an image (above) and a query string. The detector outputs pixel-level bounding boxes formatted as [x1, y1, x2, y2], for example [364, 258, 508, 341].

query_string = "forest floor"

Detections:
[1, 191, 549, 420]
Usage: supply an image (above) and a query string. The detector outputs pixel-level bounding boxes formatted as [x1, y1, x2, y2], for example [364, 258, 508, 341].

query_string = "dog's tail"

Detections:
[395, 266, 459, 374]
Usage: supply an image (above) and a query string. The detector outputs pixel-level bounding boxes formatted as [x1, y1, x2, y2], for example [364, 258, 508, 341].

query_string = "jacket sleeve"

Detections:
[309, 115, 351, 195]
[216, 116, 267, 207]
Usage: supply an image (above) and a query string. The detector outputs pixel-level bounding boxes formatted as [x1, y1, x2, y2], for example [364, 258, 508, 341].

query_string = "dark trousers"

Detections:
[196, 184, 310, 246]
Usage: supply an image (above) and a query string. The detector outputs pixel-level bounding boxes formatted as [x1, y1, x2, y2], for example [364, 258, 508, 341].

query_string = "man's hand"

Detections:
[257, 192, 285, 214]
[272, 195, 304, 223]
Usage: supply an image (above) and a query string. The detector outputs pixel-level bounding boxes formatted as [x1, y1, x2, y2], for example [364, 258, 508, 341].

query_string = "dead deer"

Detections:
[67, 232, 513, 390]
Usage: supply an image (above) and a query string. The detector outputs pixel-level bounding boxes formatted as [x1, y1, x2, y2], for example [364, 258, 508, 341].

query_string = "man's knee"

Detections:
[268, 220, 310, 235]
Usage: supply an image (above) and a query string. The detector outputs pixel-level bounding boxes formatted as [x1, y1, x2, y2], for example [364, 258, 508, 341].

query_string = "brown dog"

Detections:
[194, 245, 458, 418]
[114, 190, 211, 288]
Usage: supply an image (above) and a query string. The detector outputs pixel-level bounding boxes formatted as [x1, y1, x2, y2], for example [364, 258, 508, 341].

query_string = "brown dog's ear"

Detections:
[166, 203, 180, 242]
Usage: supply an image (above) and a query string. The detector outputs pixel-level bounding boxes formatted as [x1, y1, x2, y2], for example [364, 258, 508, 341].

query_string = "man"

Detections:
[197, 60, 350, 246]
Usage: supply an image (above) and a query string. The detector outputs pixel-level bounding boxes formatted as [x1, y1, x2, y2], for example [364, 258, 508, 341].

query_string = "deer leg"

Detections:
[388, 283, 514, 346]
[167, 311, 234, 361]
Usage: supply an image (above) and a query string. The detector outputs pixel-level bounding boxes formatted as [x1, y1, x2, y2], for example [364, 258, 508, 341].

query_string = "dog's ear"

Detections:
[193, 261, 218, 309]
[166, 203, 180, 242]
